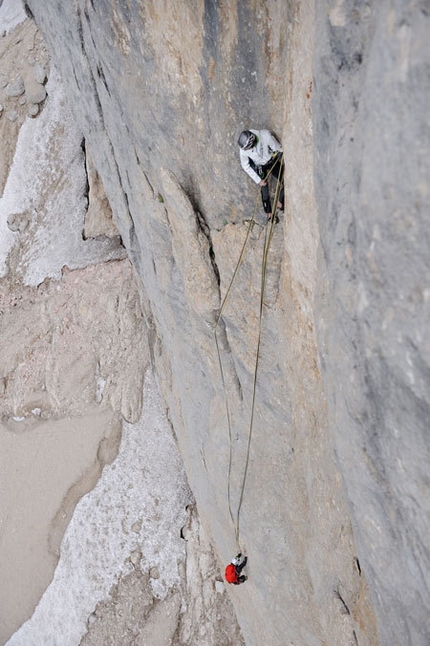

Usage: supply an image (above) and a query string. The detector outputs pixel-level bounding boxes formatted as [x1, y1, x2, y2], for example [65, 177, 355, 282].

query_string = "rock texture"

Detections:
[1, 12, 243, 645]
[0, 261, 145, 424]
[0, 24, 146, 635]
[80, 504, 244, 646]
[22, 0, 430, 645]
[0, 18, 49, 193]
[313, 2, 430, 644]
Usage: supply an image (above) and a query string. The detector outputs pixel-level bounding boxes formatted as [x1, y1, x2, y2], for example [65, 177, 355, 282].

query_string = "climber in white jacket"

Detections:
[237, 129, 284, 222]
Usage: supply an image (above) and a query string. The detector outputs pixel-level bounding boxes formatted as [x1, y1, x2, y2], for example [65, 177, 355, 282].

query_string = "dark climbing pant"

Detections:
[233, 555, 248, 584]
[236, 556, 247, 573]
[259, 155, 284, 215]
[234, 575, 247, 585]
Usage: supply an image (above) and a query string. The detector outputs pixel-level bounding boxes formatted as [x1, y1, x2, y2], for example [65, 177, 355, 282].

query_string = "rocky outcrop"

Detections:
[24, 0, 430, 644]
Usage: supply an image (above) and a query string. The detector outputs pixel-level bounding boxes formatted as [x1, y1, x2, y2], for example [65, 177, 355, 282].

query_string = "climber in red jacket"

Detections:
[225, 553, 248, 585]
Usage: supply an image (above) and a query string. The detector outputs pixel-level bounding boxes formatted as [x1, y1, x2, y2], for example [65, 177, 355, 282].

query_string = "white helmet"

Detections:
[238, 130, 255, 150]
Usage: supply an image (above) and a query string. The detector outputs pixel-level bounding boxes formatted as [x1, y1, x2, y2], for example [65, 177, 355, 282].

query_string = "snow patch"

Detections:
[0, 0, 26, 35]
[7, 371, 193, 646]
[0, 66, 124, 285]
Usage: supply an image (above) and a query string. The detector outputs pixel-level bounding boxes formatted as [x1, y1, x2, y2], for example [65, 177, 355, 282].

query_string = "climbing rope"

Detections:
[214, 188, 260, 540]
[234, 159, 283, 547]
[214, 155, 285, 552]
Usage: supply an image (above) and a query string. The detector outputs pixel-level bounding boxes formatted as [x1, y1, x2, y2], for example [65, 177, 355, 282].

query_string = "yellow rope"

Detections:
[214, 191, 260, 543]
[214, 154, 284, 552]
[234, 158, 284, 547]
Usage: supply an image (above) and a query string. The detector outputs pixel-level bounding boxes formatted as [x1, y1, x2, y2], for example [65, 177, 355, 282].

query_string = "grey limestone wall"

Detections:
[25, 0, 429, 644]
[313, 2, 430, 644]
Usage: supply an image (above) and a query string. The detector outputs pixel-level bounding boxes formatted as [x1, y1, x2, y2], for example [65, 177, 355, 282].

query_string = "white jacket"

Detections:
[239, 129, 283, 184]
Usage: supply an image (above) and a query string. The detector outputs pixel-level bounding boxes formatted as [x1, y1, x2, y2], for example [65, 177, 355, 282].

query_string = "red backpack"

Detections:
[225, 563, 238, 583]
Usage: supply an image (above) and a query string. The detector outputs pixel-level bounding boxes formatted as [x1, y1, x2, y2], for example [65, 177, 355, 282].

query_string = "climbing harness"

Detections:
[214, 155, 285, 553]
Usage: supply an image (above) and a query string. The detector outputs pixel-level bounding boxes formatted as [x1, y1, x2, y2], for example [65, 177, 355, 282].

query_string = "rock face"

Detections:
[312, 3, 430, 645]
[1, 11, 246, 644]
[25, 1, 429, 645]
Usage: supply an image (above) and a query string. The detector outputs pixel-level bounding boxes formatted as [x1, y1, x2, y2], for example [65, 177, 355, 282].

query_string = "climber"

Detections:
[237, 128, 284, 223]
[224, 553, 248, 585]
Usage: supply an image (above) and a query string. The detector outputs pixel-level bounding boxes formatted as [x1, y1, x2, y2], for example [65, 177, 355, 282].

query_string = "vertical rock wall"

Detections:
[24, 0, 429, 644]
[313, 2, 430, 645]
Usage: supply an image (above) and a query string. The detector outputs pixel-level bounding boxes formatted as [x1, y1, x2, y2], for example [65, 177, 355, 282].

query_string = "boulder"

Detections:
[6, 76, 24, 97]
[24, 78, 46, 104]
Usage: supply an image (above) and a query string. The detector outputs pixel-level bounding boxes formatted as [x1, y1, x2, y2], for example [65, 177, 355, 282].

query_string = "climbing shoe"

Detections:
[267, 214, 279, 225]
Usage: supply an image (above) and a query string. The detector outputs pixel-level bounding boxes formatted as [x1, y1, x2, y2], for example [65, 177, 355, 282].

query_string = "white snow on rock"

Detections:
[7, 370, 193, 646]
[0, 65, 124, 285]
[0, 0, 26, 35]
